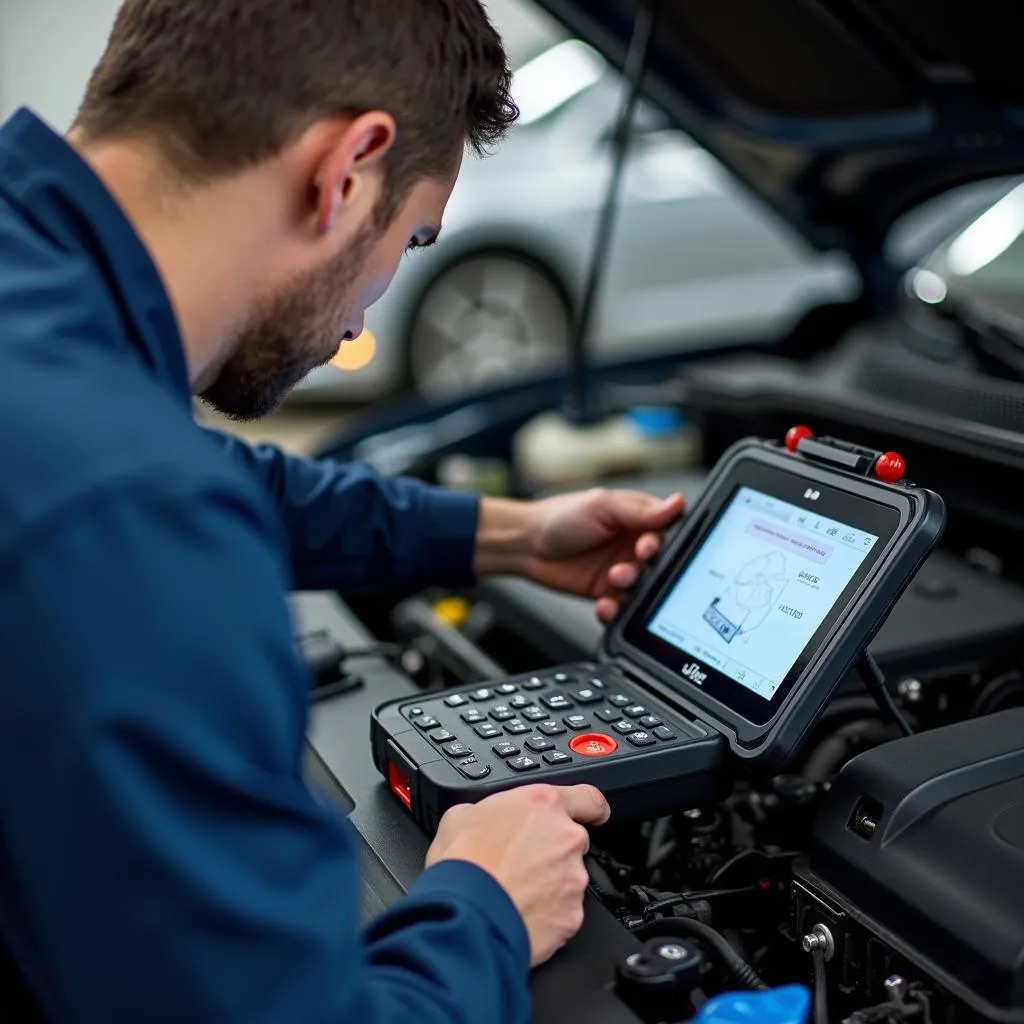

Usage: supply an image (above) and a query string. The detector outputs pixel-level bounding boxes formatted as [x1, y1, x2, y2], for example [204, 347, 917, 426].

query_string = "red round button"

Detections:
[785, 424, 814, 453]
[875, 451, 907, 483]
[569, 733, 618, 757]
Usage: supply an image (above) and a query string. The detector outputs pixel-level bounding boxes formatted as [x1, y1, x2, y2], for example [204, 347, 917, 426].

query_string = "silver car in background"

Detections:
[297, 39, 856, 404]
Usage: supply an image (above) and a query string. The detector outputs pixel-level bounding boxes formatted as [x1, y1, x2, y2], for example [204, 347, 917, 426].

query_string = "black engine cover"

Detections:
[802, 709, 1024, 1018]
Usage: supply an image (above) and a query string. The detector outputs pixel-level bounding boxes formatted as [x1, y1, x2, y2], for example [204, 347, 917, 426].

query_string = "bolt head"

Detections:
[884, 975, 908, 1000]
[658, 944, 688, 961]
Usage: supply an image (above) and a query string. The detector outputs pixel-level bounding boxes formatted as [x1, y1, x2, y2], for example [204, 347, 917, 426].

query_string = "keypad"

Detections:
[538, 721, 568, 736]
[542, 694, 573, 711]
[627, 731, 656, 748]
[543, 750, 572, 765]
[399, 668, 690, 787]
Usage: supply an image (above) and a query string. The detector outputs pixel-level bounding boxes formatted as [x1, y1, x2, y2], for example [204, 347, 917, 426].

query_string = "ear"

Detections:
[314, 111, 397, 234]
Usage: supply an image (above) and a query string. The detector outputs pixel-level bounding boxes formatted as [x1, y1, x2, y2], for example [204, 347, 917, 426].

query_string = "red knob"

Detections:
[785, 425, 815, 453]
[875, 452, 906, 483]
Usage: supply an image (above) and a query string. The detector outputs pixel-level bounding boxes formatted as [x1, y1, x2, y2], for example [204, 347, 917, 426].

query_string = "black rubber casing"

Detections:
[371, 668, 730, 834]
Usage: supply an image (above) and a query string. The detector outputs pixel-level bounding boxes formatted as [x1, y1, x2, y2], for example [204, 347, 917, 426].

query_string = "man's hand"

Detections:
[425, 785, 611, 967]
[475, 489, 685, 623]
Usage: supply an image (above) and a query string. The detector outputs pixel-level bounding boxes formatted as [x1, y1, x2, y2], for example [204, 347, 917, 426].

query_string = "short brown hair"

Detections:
[75, 0, 518, 222]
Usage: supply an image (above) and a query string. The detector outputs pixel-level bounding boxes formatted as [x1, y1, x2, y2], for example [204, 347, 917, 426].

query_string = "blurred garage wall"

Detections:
[0, 0, 562, 131]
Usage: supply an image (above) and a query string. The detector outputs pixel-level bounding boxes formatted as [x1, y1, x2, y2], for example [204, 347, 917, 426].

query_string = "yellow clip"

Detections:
[433, 597, 470, 628]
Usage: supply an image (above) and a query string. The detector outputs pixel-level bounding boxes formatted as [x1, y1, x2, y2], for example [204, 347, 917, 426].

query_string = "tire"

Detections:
[406, 253, 573, 400]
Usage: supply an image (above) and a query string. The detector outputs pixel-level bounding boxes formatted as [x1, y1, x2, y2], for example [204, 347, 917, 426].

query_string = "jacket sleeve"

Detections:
[209, 430, 482, 593]
[0, 463, 530, 1024]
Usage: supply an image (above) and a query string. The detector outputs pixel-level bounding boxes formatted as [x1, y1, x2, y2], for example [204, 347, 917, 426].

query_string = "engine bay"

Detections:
[291, 1, 1024, 1014]
[304, 400, 1024, 1024]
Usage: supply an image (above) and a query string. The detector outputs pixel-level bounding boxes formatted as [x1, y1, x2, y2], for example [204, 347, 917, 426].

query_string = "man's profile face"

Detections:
[200, 167, 459, 421]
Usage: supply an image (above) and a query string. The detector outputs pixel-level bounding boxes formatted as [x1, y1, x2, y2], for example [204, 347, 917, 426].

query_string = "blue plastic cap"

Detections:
[695, 985, 812, 1024]
[626, 406, 686, 437]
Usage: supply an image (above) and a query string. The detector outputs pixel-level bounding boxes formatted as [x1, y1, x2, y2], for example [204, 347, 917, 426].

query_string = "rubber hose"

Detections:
[633, 919, 768, 991]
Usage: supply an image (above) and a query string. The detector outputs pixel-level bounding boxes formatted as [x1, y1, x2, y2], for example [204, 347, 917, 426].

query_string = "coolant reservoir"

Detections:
[695, 985, 811, 1024]
[513, 406, 700, 489]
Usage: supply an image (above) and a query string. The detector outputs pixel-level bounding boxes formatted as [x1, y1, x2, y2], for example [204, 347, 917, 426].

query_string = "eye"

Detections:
[405, 239, 423, 254]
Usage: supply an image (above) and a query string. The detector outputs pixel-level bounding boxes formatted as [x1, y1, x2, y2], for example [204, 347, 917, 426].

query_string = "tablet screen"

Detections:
[621, 459, 901, 726]
[646, 486, 879, 701]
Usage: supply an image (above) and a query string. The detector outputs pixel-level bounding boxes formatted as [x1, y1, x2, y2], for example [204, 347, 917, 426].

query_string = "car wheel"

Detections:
[406, 254, 573, 400]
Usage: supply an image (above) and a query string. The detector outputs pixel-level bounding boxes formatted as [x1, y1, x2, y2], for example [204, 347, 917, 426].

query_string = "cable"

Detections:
[909, 988, 933, 1024]
[857, 651, 915, 736]
[633, 919, 769, 991]
[813, 949, 829, 1024]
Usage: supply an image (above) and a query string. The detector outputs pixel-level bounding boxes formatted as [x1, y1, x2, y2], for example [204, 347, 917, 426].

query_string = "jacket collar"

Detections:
[0, 108, 191, 405]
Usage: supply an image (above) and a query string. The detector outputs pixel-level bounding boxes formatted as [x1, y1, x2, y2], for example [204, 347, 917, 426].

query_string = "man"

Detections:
[0, 2, 685, 1021]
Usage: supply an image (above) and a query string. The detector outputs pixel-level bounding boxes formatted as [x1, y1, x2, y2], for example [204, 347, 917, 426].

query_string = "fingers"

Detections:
[596, 596, 619, 623]
[635, 531, 661, 562]
[555, 784, 611, 826]
[609, 491, 684, 531]
[607, 562, 638, 589]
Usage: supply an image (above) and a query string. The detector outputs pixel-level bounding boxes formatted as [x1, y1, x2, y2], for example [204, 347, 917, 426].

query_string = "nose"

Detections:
[343, 315, 366, 341]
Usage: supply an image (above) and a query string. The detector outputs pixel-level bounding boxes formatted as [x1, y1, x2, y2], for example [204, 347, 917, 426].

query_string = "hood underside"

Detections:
[533, 0, 1024, 263]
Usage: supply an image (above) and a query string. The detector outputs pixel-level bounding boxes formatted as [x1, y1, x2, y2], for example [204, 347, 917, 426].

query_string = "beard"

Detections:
[200, 224, 376, 421]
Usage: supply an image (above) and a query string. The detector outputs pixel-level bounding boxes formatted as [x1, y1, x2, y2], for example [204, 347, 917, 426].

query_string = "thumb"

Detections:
[556, 784, 611, 826]
[610, 492, 684, 531]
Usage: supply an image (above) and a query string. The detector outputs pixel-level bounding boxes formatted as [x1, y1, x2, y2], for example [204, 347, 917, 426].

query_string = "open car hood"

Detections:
[533, 0, 1024, 267]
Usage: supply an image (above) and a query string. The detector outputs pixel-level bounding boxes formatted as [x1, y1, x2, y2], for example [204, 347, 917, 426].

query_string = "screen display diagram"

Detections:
[647, 487, 878, 700]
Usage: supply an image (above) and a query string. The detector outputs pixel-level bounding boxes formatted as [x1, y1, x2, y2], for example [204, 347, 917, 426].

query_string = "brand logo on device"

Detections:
[804, 488, 821, 501]
[681, 662, 708, 686]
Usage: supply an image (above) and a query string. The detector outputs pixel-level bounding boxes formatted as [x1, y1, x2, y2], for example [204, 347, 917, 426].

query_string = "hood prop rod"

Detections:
[567, 2, 657, 424]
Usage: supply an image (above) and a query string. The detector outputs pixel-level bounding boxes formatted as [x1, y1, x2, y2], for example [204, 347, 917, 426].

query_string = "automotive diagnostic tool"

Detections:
[372, 430, 946, 833]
